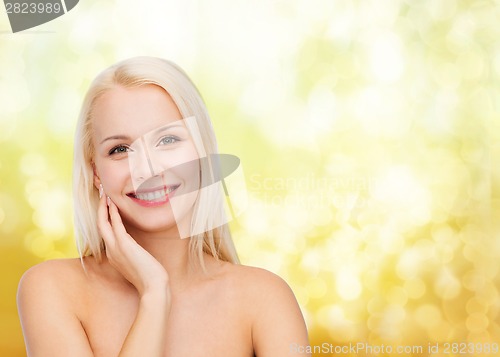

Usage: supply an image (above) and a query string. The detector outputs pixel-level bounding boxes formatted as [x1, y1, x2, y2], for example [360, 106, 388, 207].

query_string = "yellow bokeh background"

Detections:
[1, 0, 499, 356]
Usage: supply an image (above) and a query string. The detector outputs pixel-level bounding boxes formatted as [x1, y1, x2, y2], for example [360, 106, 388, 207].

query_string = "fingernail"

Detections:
[99, 184, 104, 198]
[106, 196, 111, 206]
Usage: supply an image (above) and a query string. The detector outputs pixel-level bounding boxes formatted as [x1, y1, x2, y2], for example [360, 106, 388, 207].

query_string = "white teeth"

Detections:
[134, 186, 177, 201]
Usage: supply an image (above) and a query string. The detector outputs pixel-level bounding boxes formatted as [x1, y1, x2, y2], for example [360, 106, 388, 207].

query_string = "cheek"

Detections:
[179, 145, 201, 165]
[158, 143, 200, 171]
[96, 161, 131, 190]
[167, 146, 201, 186]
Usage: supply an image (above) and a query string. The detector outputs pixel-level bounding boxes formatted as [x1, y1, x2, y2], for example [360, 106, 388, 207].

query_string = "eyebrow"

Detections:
[99, 123, 185, 145]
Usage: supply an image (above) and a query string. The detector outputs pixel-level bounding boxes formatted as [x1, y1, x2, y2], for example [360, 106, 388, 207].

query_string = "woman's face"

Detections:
[91, 84, 200, 237]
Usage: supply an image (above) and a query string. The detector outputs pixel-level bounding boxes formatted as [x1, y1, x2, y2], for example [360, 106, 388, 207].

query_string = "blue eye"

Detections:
[158, 136, 180, 146]
[109, 145, 130, 155]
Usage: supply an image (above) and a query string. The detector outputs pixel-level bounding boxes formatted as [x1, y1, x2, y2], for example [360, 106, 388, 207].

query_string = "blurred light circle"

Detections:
[404, 278, 426, 299]
[466, 313, 489, 333]
[306, 277, 328, 299]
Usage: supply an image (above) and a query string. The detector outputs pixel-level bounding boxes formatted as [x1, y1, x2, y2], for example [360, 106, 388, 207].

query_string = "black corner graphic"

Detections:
[3, 0, 79, 33]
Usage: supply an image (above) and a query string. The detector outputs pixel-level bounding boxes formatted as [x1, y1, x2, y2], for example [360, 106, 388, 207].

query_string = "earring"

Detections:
[99, 184, 104, 198]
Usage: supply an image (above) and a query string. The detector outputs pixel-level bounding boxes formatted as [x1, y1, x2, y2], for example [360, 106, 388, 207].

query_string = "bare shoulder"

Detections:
[20, 258, 84, 278]
[17, 258, 88, 321]
[217, 263, 310, 356]
[215, 263, 303, 320]
[222, 263, 294, 297]
[18, 258, 86, 297]
[17, 258, 94, 356]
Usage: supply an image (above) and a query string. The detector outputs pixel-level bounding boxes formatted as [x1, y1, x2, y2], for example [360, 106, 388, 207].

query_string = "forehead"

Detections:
[91, 84, 183, 140]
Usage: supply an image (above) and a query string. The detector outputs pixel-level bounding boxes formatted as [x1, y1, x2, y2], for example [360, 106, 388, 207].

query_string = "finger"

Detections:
[108, 199, 129, 238]
[96, 193, 116, 249]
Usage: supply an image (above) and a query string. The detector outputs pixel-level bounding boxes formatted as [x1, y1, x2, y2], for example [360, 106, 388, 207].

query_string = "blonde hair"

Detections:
[73, 56, 240, 268]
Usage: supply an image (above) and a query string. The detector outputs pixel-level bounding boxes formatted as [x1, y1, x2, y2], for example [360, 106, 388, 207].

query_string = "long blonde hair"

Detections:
[73, 56, 240, 268]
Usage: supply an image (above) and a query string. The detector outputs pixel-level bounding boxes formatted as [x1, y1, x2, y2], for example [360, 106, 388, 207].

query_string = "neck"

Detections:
[124, 225, 201, 291]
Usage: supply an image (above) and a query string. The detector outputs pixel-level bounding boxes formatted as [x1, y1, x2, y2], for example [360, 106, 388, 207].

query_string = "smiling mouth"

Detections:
[127, 184, 180, 202]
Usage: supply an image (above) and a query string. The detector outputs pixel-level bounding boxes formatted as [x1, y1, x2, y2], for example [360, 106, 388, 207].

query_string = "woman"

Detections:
[17, 57, 310, 356]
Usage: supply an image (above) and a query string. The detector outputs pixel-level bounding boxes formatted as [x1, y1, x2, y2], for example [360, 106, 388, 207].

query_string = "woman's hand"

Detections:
[96, 191, 170, 298]
[96, 191, 171, 356]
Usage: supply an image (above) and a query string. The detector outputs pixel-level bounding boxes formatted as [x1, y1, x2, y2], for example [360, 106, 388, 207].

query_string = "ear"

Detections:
[92, 162, 101, 190]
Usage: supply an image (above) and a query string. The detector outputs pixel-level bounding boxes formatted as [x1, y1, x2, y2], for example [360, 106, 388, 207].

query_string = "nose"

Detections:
[128, 138, 163, 186]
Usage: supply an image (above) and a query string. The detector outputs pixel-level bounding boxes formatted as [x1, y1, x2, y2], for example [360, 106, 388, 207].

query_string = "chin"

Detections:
[127, 222, 182, 238]
[120, 212, 177, 233]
